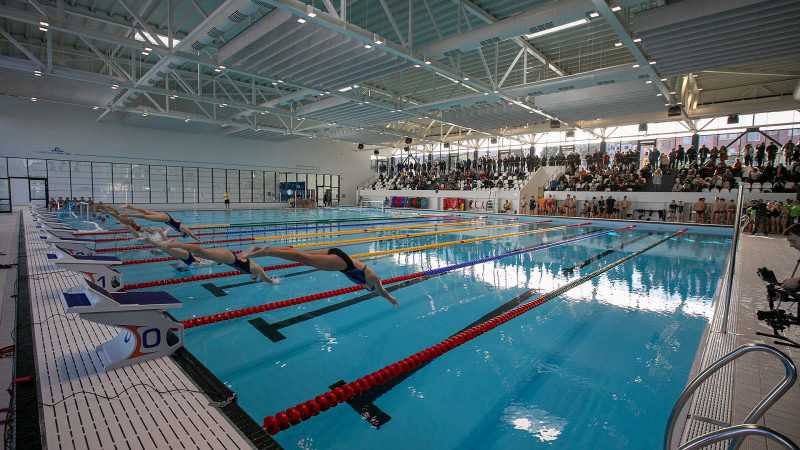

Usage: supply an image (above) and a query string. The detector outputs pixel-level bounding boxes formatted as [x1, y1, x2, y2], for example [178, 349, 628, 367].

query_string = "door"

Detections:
[639, 140, 657, 168]
[10, 178, 30, 207]
[29, 178, 49, 208]
[0, 178, 10, 212]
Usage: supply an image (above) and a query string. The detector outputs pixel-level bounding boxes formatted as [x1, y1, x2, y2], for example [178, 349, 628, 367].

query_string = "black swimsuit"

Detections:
[228, 256, 252, 274]
[165, 213, 189, 237]
[328, 248, 372, 290]
[182, 251, 195, 266]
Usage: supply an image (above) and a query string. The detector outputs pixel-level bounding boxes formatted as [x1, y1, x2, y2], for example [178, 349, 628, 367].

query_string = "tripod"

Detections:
[756, 267, 800, 349]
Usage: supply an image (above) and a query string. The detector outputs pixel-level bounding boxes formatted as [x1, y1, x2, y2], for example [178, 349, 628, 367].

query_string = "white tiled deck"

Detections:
[20, 210, 257, 450]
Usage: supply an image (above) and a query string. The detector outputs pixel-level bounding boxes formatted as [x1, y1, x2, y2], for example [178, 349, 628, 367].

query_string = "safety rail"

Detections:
[664, 343, 797, 450]
[677, 424, 798, 450]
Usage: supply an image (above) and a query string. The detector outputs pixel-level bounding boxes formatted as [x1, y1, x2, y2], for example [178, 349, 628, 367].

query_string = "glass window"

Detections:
[8, 158, 27, 177]
[131, 164, 150, 203]
[252, 170, 264, 203]
[240, 170, 253, 202]
[167, 166, 182, 203]
[0, 158, 6, 178]
[265, 172, 276, 202]
[112, 163, 131, 203]
[198, 168, 213, 202]
[212, 168, 226, 202]
[150, 166, 167, 203]
[91, 162, 112, 203]
[47, 160, 71, 200]
[226, 169, 239, 202]
[27, 159, 47, 177]
[183, 167, 198, 203]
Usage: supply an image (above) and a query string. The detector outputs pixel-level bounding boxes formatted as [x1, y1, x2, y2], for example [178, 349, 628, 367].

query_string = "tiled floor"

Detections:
[19, 210, 256, 449]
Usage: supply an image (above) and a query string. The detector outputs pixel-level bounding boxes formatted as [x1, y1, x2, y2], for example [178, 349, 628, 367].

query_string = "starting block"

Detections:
[48, 244, 123, 291]
[61, 281, 183, 371]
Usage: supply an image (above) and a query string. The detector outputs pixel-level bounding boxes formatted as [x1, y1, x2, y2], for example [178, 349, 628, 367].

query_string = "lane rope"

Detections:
[260, 227, 688, 434]
[120, 222, 566, 288]
[180, 226, 627, 329]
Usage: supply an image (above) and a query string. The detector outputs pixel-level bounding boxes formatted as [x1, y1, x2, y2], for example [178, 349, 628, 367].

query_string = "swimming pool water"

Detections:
[70, 209, 731, 449]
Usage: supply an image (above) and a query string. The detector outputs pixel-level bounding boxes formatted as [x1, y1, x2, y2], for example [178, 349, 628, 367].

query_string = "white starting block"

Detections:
[34, 221, 75, 232]
[61, 281, 183, 371]
[38, 229, 96, 247]
[48, 244, 123, 291]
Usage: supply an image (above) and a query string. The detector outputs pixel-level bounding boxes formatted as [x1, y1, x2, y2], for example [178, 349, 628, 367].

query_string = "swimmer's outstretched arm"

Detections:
[179, 224, 200, 240]
[365, 267, 398, 306]
[161, 241, 236, 264]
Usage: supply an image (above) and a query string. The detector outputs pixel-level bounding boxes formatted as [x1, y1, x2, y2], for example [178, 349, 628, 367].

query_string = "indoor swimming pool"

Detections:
[66, 209, 732, 450]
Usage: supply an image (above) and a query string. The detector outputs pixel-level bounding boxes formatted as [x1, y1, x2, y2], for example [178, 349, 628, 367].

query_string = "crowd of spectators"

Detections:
[549, 139, 800, 194]
[370, 153, 545, 191]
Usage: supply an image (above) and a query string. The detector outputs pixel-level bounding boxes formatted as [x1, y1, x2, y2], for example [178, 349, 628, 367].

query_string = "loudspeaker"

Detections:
[667, 105, 682, 117]
[443, 142, 450, 148]
[490, 137, 498, 144]
[565, 130, 575, 138]
[550, 120, 561, 129]
[404, 137, 412, 144]
[357, 143, 364, 150]
[727, 114, 739, 124]
[373, 149, 379, 155]
[638, 123, 648, 132]
[404, 146, 410, 151]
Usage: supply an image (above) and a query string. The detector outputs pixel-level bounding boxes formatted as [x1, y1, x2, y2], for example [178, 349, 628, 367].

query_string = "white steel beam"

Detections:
[377, 0, 406, 46]
[0, 26, 43, 67]
[215, 9, 293, 63]
[499, 48, 524, 87]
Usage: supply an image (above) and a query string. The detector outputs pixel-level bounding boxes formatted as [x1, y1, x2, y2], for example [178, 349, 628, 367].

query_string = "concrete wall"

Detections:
[0, 96, 371, 205]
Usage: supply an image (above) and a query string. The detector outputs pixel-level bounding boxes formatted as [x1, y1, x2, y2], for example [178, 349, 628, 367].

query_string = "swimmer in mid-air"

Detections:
[97, 205, 208, 269]
[238, 246, 399, 306]
[158, 240, 279, 284]
[119, 204, 199, 240]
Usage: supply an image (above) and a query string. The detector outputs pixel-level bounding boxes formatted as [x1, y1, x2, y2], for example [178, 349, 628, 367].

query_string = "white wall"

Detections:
[359, 188, 521, 213]
[0, 96, 371, 205]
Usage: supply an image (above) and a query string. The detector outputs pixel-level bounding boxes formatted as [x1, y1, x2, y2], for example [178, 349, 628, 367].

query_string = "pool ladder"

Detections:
[664, 343, 798, 450]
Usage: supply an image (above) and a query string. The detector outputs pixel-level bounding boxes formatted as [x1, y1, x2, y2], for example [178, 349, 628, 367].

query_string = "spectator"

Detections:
[693, 197, 706, 223]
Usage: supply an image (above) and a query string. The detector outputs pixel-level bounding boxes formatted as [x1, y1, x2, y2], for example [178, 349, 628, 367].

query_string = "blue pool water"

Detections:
[65, 209, 731, 449]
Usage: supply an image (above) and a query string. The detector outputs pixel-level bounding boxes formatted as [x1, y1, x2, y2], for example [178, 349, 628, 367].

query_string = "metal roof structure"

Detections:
[0, 0, 797, 149]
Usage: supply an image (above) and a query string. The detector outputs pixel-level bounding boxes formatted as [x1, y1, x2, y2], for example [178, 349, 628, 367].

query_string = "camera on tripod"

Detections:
[755, 266, 800, 348]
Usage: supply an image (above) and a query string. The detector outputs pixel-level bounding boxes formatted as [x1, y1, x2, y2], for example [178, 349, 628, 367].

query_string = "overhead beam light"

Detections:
[30, 97, 37, 102]
[524, 18, 589, 39]
[33, 69, 42, 77]
[660, 78, 668, 81]
[142, 112, 148, 117]
[297, 18, 307, 24]
[632, 64, 640, 68]
[413, 64, 421, 68]
[613, 42, 623, 47]
[611, 5, 622, 11]
[589, 11, 600, 18]
[364, 44, 372, 49]
[38, 21, 49, 32]
[374, 39, 383, 45]
[649, 61, 657, 65]
[338, 86, 353, 92]
[633, 37, 642, 43]
[645, 80, 653, 84]
[307, 12, 316, 18]
[92, 106, 99, 110]
[111, 84, 119, 90]
[219, 103, 227, 108]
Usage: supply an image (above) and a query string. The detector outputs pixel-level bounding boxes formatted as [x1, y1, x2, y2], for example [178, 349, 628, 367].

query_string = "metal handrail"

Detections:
[664, 343, 797, 450]
[720, 184, 745, 333]
[678, 424, 799, 450]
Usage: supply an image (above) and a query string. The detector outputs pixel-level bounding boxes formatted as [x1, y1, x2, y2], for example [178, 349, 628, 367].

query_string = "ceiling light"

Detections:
[92, 106, 99, 110]
[214, 67, 222, 72]
[463, 77, 469, 81]
[111, 84, 119, 90]
[364, 101, 370, 104]
[493, 90, 498, 93]
[144, 47, 152, 52]
[424, 61, 431, 65]
[645, 80, 653, 84]
[338, 86, 353, 92]
[696, 87, 704, 91]
[524, 18, 589, 39]
[259, 111, 266, 115]
[656, 93, 662, 97]
[169, 94, 178, 99]
[596, 117, 601, 120]
[632, 64, 640, 68]
[633, 37, 642, 43]
[664, 103, 670, 106]
[271, 82, 278, 85]
[219, 103, 227, 108]
[185, 117, 191, 122]
[141, 51, 150, 56]
[676, 102, 682, 105]
[353, 84, 359, 88]
[483, 92, 489, 96]
[660, 78, 667, 82]
[669, 91, 676, 94]
[611, 5, 622, 11]
[374, 39, 383, 45]
[589, 11, 600, 18]
[691, 73, 699, 78]
[142, 112, 148, 117]
[39, 21, 49, 27]
[277, 80, 284, 83]
[413, 64, 421, 68]
[614, 42, 623, 47]
[30, 97, 37, 102]
[364, 44, 372, 49]
[38, 27, 48, 32]
[307, 12, 316, 18]
[297, 18, 307, 24]
[33, 70, 42, 77]
[649, 61, 656, 65]
[324, 91, 331, 94]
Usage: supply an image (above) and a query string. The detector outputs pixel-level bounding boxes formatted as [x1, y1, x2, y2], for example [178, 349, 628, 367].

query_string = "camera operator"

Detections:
[751, 200, 769, 236]
[781, 224, 800, 291]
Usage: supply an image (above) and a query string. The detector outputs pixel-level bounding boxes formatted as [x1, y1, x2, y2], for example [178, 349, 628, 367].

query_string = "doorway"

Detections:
[9, 177, 49, 208]
[639, 140, 657, 168]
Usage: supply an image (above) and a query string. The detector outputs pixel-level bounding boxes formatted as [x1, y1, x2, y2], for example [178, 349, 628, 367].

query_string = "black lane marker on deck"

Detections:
[329, 380, 392, 428]
[249, 277, 430, 342]
[561, 233, 650, 276]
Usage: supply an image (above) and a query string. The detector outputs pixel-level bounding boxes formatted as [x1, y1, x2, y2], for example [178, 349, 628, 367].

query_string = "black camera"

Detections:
[757, 266, 778, 285]
[755, 266, 800, 348]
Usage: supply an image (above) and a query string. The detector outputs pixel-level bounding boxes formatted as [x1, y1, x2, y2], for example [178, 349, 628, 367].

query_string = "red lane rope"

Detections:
[122, 261, 303, 290]
[96, 236, 255, 253]
[259, 228, 687, 435]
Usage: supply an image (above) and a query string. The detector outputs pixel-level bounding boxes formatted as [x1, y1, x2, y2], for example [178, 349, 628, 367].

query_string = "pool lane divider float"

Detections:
[180, 225, 627, 329]
[96, 219, 483, 253]
[89, 215, 470, 243]
[260, 228, 688, 435]
[120, 221, 564, 290]
[74, 214, 455, 237]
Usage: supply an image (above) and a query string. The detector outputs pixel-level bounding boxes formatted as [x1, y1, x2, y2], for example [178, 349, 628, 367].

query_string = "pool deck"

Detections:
[12, 209, 271, 450]
[681, 233, 800, 450]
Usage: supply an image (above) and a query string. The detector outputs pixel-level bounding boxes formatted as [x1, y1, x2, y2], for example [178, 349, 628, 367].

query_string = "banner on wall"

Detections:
[442, 198, 465, 210]
[390, 196, 429, 209]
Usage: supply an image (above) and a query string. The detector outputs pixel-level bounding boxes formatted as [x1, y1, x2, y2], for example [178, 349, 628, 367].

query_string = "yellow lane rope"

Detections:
[349, 223, 579, 259]
[253, 220, 480, 242]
